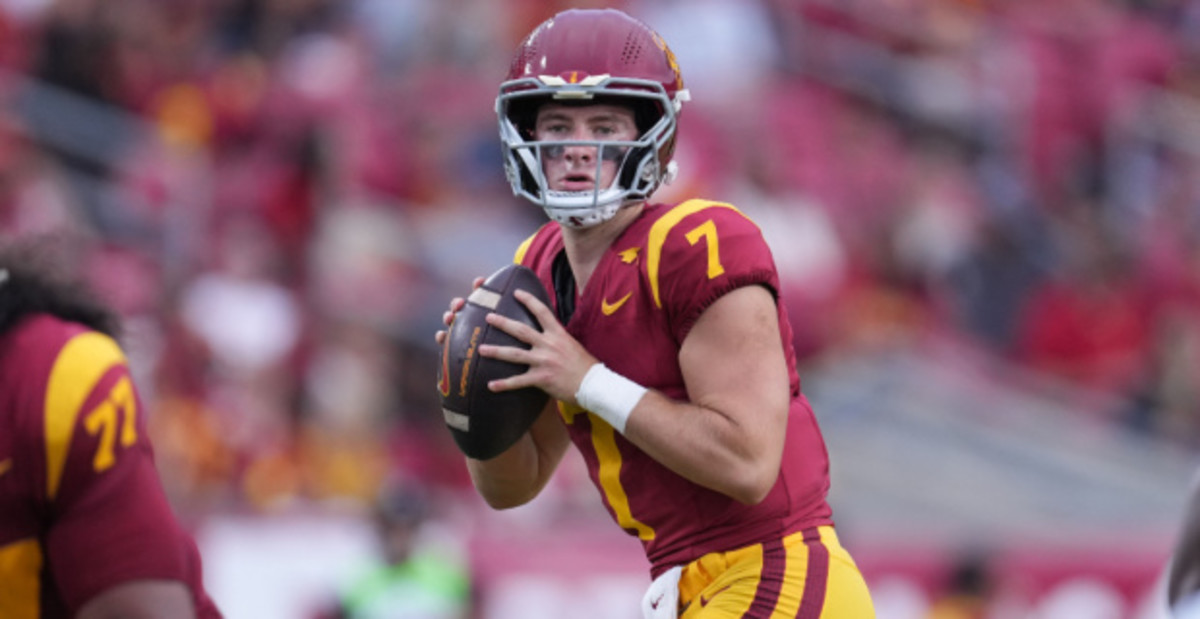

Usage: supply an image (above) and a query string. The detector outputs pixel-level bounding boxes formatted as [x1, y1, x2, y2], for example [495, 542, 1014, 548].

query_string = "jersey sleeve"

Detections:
[648, 200, 780, 342]
[39, 331, 200, 612]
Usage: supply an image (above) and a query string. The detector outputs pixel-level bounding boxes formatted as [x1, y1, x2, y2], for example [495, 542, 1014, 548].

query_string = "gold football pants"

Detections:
[677, 526, 875, 618]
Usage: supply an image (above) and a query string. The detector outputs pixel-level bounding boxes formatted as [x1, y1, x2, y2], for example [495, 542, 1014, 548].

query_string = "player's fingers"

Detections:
[447, 297, 465, 314]
[435, 330, 446, 345]
[478, 343, 531, 364]
[488, 373, 536, 393]
[485, 312, 540, 342]
[513, 289, 559, 331]
[472, 276, 485, 289]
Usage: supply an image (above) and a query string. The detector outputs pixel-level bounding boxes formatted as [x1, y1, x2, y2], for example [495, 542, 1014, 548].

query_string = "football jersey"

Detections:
[0, 314, 221, 618]
[514, 199, 834, 577]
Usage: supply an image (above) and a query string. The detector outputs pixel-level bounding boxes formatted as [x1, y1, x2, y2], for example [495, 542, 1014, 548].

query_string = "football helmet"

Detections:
[497, 9, 690, 228]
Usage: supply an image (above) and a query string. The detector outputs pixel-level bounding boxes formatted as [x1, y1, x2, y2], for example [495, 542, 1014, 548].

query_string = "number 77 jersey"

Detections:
[0, 315, 220, 618]
[514, 199, 835, 579]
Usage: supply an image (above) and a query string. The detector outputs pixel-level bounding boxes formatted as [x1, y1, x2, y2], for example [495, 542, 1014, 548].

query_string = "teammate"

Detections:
[437, 9, 875, 618]
[0, 240, 222, 618]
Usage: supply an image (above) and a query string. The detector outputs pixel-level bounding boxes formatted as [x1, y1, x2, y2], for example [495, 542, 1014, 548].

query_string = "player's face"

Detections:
[534, 103, 638, 193]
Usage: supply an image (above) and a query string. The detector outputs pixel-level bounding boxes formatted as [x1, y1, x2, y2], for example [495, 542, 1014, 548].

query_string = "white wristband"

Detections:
[574, 363, 647, 434]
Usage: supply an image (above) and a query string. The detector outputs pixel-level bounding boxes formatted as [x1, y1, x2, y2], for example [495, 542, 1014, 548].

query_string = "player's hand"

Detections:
[478, 289, 598, 405]
[434, 276, 486, 346]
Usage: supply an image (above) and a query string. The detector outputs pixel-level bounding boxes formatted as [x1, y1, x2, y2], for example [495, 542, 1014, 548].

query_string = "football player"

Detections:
[436, 8, 875, 618]
[0, 240, 222, 618]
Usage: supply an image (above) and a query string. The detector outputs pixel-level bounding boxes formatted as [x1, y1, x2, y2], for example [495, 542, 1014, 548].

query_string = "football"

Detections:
[437, 263, 552, 460]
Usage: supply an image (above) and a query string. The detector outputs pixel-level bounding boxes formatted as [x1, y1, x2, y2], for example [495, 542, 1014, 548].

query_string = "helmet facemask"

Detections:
[497, 76, 686, 228]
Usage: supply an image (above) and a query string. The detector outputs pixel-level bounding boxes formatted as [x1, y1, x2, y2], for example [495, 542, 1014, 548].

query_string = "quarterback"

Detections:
[437, 9, 875, 618]
[0, 244, 221, 618]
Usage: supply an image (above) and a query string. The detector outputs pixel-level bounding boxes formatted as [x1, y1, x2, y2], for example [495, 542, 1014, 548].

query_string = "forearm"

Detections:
[466, 435, 545, 509]
[622, 389, 784, 505]
[466, 402, 569, 509]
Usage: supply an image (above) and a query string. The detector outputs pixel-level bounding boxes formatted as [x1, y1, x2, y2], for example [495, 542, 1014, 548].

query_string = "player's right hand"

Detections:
[434, 276, 485, 346]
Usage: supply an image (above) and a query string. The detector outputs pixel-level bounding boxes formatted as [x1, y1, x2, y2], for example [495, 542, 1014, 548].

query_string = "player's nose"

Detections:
[563, 143, 595, 164]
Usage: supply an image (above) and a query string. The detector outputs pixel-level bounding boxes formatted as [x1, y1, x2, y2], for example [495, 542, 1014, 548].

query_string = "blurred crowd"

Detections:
[2, 0, 1200, 520]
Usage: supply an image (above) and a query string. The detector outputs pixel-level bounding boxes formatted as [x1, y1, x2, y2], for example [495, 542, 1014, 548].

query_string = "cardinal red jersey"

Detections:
[514, 199, 834, 577]
[0, 315, 221, 618]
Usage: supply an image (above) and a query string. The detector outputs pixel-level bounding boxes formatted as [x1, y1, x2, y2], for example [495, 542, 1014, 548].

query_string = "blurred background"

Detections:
[2, 0, 1199, 616]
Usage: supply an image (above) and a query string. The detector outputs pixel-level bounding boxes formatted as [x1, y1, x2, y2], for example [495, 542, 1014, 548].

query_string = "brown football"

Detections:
[437, 263, 552, 460]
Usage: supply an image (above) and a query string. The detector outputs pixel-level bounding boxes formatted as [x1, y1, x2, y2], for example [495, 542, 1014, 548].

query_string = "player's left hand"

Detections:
[478, 289, 598, 405]
[434, 276, 486, 347]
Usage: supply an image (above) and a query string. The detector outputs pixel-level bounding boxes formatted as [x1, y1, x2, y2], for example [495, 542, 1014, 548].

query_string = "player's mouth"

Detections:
[559, 174, 595, 191]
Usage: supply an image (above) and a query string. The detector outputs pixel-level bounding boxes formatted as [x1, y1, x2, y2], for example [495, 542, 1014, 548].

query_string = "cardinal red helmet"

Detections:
[496, 9, 690, 227]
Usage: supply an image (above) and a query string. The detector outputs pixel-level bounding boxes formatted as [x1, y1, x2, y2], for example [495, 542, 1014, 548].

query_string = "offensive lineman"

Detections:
[0, 240, 221, 618]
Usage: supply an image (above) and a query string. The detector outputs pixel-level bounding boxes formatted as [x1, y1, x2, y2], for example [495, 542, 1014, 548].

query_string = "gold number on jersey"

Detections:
[685, 220, 725, 279]
[83, 377, 137, 472]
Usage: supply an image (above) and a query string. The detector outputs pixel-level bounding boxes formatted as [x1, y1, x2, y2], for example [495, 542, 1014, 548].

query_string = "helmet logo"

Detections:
[537, 74, 610, 87]
[536, 73, 612, 100]
[651, 32, 684, 91]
